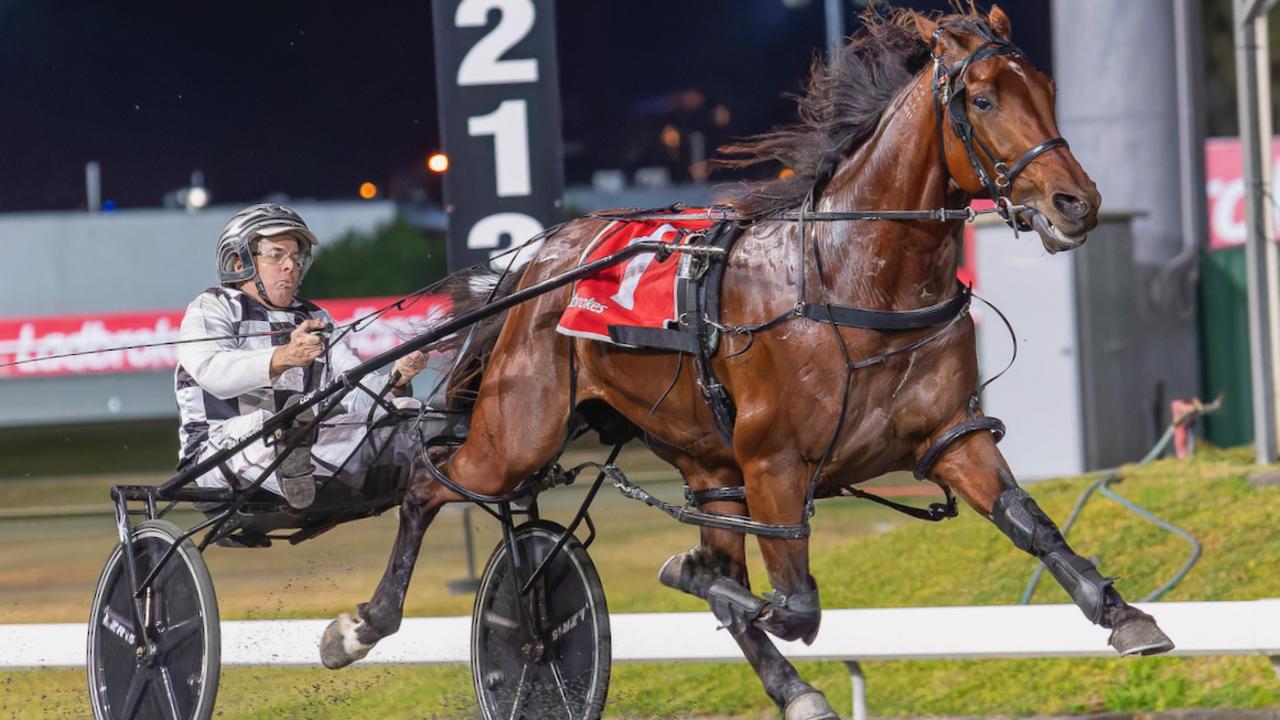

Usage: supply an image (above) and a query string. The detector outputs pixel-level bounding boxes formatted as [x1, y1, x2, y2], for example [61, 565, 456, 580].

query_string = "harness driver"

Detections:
[173, 203, 427, 508]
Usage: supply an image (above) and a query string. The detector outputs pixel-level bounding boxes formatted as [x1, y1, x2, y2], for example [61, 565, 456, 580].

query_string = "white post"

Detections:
[1234, 0, 1280, 463]
[824, 0, 843, 52]
[85, 162, 101, 213]
[1173, 0, 1208, 257]
[845, 660, 867, 720]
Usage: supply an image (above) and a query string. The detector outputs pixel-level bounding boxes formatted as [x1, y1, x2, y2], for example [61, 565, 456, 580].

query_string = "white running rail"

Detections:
[7, 601, 1280, 720]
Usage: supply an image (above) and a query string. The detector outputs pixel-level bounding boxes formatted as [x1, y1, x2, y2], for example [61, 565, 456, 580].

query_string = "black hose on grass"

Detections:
[1017, 400, 1217, 605]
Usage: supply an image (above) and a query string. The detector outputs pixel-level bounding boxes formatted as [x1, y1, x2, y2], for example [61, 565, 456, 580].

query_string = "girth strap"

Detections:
[801, 282, 971, 330]
[914, 415, 1007, 480]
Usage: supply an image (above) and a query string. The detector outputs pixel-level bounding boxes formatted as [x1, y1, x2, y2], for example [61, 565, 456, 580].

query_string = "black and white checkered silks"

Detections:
[174, 287, 418, 497]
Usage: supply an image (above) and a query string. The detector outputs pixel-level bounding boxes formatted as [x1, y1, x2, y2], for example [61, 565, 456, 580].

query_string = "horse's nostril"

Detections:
[1052, 192, 1090, 221]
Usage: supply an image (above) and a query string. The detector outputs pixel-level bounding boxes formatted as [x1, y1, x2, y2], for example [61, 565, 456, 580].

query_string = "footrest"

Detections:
[606, 465, 809, 539]
[215, 533, 272, 549]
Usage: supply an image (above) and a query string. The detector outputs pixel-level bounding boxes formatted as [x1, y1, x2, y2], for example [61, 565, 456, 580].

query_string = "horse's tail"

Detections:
[431, 264, 525, 410]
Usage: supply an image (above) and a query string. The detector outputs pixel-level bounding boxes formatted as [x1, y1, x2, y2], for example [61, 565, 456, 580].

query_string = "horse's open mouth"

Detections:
[1019, 206, 1087, 254]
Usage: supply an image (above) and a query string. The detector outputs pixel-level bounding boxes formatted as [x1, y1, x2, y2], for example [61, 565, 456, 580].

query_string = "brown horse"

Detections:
[322, 6, 1172, 718]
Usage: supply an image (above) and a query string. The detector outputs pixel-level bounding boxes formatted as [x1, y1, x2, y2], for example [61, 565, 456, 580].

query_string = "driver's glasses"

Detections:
[254, 248, 306, 268]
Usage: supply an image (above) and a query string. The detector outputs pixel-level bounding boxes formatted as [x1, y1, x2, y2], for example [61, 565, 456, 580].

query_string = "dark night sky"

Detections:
[0, 1, 1050, 213]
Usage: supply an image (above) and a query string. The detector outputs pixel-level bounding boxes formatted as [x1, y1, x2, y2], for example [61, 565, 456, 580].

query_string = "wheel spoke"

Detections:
[160, 616, 202, 652]
[499, 576, 541, 653]
[506, 662, 529, 720]
[156, 666, 183, 720]
[119, 669, 151, 720]
[482, 610, 520, 631]
[509, 574, 540, 638]
[548, 658, 576, 720]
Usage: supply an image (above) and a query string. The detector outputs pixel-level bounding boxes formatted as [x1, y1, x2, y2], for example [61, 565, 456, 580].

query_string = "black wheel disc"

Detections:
[471, 521, 610, 720]
[87, 519, 220, 720]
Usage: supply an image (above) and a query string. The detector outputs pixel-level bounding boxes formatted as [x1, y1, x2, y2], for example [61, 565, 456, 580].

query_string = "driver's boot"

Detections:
[278, 444, 316, 509]
[277, 398, 318, 509]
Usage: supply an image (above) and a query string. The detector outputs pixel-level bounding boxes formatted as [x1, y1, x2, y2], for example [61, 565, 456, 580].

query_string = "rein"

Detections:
[587, 204, 1018, 224]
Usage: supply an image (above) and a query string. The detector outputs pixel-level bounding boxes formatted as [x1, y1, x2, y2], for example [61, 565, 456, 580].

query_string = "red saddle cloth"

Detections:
[556, 209, 714, 345]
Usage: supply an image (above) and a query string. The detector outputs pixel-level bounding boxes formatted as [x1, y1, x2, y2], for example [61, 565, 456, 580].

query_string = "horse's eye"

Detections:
[972, 95, 993, 111]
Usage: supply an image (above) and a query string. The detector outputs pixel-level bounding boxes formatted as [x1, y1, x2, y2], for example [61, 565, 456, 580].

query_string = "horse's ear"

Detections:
[912, 12, 939, 44]
[988, 5, 1013, 39]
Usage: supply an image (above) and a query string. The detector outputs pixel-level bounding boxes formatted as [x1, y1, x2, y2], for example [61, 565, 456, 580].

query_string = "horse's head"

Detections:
[915, 6, 1100, 253]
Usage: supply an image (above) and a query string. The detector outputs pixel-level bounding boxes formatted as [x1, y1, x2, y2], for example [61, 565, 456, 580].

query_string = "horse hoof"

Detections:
[784, 691, 840, 720]
[658, 552, 691, 591]
[320, 612, 375, 669]
[1108, 613, 1175, 656]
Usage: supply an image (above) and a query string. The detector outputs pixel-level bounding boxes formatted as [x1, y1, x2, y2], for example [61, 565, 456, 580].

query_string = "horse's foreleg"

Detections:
[741, 456, 822, 647]
[930, 429, 1174, 655]
[741, 457, 837, 720]
[660, 524, 833, 719]
[320, 474, 446, 669]
[661, 474, 821, 644]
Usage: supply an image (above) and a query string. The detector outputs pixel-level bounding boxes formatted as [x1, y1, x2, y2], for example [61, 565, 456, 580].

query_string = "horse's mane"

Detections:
[717, 6, 938, 218]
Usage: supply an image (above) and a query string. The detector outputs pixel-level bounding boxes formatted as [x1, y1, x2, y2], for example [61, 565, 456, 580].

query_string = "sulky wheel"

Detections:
[471, 520, 611, 720]
[87, 519, 220, 720]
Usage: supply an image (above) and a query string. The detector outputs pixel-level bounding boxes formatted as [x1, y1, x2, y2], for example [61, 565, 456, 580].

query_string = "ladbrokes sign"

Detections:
[1206, 136, 1280, 251]
[0, 296, 449, 379]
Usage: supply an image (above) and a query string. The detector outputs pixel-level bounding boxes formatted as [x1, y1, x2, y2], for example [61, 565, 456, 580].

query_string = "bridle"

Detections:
[930, 19, 1069, 230]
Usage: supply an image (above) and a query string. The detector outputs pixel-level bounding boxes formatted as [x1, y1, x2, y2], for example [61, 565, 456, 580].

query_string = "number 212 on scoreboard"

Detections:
[433, 0, 565, 272]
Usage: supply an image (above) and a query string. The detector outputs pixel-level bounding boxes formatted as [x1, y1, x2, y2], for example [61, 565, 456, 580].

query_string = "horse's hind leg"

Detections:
[929, 428, 1175, 656]
[658, 462, 836, 720]
[322, 411, 569, 668]
[322, 312, 574, 668]
[321, 475, 443, 668]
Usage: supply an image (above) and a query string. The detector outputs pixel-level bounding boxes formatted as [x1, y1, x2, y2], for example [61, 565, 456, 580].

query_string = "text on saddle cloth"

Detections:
[556, 208, 714, 349]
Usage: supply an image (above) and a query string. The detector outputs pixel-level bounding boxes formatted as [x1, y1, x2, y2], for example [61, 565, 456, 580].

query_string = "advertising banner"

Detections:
[0, 296, 449, 379]
[1205, 136, 1280, 251]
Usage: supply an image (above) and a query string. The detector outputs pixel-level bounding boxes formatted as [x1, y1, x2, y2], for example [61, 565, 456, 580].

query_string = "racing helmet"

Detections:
[216, 203, 319, 286]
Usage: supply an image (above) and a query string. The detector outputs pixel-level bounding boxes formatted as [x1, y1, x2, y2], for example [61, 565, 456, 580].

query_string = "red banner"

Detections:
[1206, 136, 1280, 251]
[0, 295, 450, 379]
